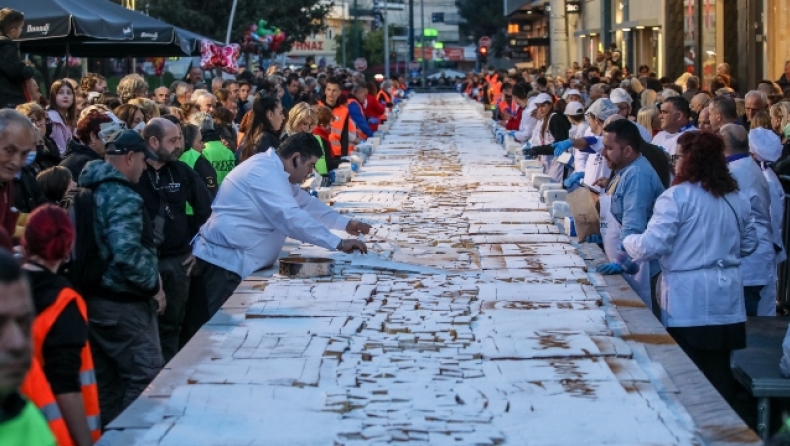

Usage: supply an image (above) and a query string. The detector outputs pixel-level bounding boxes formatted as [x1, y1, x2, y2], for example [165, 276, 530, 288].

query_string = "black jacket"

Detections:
[13, 167, 46, 213]
[60, 139, 102, 181]
[133, 160, 213, 258]
[777, 74, 790, 91]
[527, 114, 572, 156]
[31, 138, 62, 175]
[0, 37, 33, 109]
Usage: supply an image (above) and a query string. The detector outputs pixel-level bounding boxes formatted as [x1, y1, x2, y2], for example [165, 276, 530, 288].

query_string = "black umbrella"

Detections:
[17, 0, 219, 57]
[8, 0, 134, 43]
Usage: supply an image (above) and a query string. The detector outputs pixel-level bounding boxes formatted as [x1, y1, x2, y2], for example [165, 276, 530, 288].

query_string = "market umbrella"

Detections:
[8, 0, 134, 44]
[17, 0, 218, 57]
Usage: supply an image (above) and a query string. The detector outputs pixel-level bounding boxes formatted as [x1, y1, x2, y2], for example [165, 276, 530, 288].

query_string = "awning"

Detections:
[8, 0, 134, 42]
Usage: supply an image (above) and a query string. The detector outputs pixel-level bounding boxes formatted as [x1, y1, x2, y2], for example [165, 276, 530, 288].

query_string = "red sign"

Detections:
[444, 47, 464, 61]
[479, 36, 492, 48]
[354, 57, 367, 71]
[292, 40, 324, 51]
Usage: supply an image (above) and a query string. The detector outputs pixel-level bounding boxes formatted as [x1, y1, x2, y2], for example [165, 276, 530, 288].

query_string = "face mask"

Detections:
[25, 150, 36, 166]
[133, 121, 145, 133]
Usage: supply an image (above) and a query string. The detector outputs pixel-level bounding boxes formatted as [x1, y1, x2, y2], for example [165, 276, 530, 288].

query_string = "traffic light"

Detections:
[479, 46, 488, 64]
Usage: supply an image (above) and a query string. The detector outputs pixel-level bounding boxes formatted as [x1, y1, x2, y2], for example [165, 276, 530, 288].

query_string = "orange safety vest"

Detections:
[23, 287, 101, 444]
[21, 358, 73, 446]
[346, 98, 369, 142]
[491, 81, 503, 109]
[318, 100, 356, 157]
[376, 89, 391, 106]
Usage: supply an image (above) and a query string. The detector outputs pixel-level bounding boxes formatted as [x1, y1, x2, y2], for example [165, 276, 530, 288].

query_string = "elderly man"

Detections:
[187, 67, 203, 86]
[652, 97, 695, 157]
[698, 107, 712, 131]
[153, 86, 170, 105]
[708, 95, 740, 132]
[0, 110, 36, 236]
[173, 82, 193, 107]
[682, 76, 701, 102]
[742, 90, 768, 128]
[689, 93, 711, 125]
[722, 124, 775, 316]
[195, 92, 217, 114]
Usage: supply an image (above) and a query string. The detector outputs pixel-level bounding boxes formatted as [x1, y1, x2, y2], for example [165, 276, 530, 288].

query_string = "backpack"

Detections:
[62, 179, 125, 296]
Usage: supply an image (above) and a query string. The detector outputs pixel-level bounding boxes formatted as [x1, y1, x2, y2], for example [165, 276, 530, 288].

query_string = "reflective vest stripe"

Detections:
[21, 358, 74, 446]
[40, 402, 62, 422]
[80, 369, 97, 386]
[318, 100, 352, 157]
[28, 287, 102, 442]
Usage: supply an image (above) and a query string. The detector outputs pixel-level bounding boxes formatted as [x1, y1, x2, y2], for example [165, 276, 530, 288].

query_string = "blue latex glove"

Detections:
[585, 234, 603, 244]
[552, 139, 574, 157]
[563, 171, 584, 188]
[505, 107, 513, 115]
[597, 262, 624, 275]
[368, 117, 380, 125]
[507, 130, 517, 138]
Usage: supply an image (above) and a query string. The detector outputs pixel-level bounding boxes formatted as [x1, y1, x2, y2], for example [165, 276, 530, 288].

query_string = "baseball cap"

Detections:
[564, 102, 585, 116]
[749, 128, 782, 162]
[564, 88, 581, 98]
[534, 92, 553, 104]
[105, 129, 158, 160]
[610, 87, 633, 105]
[587, 98, 619, 121]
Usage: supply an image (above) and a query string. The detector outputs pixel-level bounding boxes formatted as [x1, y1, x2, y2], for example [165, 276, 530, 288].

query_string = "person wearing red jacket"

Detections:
[363, 82, 386, 132]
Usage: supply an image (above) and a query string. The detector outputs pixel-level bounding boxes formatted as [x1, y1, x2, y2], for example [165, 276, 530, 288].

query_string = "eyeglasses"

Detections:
[670, 154, 683, 166]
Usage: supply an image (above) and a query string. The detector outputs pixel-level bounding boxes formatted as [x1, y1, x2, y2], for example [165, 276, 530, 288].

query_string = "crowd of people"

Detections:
[0, 7, 412, 445]
[473, 56, 790, 405]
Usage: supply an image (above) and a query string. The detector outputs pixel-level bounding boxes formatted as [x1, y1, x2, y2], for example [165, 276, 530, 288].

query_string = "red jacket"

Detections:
[505, 106, 523, 131]
[364, 94, 386, 131]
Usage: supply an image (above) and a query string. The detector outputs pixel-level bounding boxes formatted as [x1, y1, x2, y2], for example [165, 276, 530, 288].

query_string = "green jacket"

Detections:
[79, 160, 159, 299]
[202, 141, 236, 187]
[314, 135, 328, 175]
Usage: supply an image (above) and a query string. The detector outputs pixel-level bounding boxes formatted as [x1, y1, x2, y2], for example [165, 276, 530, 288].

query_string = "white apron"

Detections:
[601, 180, 653, 309]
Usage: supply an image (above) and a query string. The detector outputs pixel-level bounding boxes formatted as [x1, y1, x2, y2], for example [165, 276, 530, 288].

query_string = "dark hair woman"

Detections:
[238, 92, 284, 162]
[621, 131, 754, 403]
[20, 204, 101, 446]
[47, 79, 77, 155]
[36, 166, 76, 207]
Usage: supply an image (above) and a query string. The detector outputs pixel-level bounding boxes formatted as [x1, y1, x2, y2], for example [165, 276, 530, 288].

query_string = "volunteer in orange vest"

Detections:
[20, 204, 101, 446]
[348, 85, 374, 140]
[317, 77, 358, 158]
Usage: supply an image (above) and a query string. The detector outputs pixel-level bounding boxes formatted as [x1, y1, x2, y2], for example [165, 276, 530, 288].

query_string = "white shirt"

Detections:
[581, 128, 611, 193]
[729, 156, 775, 286]
[623, 183, 756, 327]
[514, 109, 537, 143]
[571, 121, 590, 172]
[192, 149, 350, 278]
[651, 125, 696, 156]
[760, 163, 786, 263]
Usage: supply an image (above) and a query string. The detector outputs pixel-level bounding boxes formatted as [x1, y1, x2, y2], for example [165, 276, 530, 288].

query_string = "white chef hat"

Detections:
[749, 128, 783, 162]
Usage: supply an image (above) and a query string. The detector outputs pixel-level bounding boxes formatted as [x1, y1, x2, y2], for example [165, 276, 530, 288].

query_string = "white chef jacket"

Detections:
[760, 162, 787, 263]
[651, 125, 697, 156]
[571, 121, 590, 172]
[514, 102, 537, 143]
[729, 156, 775, 286]
[581, 127, 611, 194]
[193, 149, 350, 278]
[623, 183, 757, 327]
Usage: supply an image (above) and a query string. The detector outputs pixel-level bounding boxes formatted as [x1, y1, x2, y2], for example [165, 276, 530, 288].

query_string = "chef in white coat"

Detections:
[192, 132, 371, 318]
[721, 123, 776, 317]
[749, 128, 786, 316]
[596, 119, 665, 312]
[623, 130, 757, 402]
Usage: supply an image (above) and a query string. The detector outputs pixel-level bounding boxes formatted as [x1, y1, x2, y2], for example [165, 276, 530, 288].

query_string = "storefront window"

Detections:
[683, 0, 696, 73]
[700, 0, 717, 88]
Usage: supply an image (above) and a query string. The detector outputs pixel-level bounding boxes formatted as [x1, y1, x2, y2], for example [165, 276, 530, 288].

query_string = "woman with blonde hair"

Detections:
[770, 102, 790, 142]
[750, 110, 773, 131]
[116, 73, 148, 104]
[113, 103, 145, 131]
[641, 89, 657, 108]
[637, 105, 661, 137]
[283, 102, 318, 139]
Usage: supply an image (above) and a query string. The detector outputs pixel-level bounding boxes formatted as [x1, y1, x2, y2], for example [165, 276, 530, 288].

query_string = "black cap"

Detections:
[105, 129, 158, 161]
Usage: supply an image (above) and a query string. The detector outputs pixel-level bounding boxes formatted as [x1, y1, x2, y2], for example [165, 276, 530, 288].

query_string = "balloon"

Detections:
[200, 40, 219, 69]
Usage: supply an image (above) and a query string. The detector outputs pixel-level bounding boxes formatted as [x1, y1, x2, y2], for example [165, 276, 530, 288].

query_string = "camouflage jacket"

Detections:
[79, 160, 159, 300]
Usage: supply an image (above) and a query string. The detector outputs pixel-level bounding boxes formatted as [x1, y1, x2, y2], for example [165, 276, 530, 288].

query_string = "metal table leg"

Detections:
[757, 397, 771, 441]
